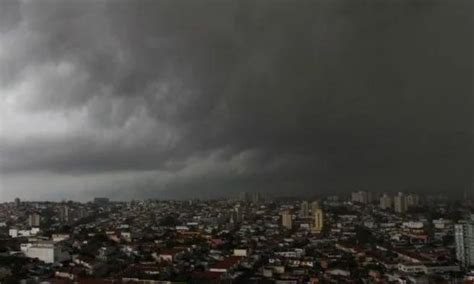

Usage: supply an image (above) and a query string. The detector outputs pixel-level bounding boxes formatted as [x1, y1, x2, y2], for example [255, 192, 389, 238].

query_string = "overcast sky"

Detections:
[0, 0, 472, 201]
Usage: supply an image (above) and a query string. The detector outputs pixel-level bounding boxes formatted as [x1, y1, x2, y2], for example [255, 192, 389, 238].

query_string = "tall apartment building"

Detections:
[455, 215, 474, 268]
[28, 212, 41, 227]
[351, 191, 368, 204]
[312, 208, 324, 233]
[252, 192, 263, 204]
[394, 192, 407, 213]
[281, 211, 292, 230]
[406, 194, 420, 208]
[311, 200, 320, 213]
[379, 194, 392, 210]
[59, 205, 69, 223]
[300, 201, 309, 217]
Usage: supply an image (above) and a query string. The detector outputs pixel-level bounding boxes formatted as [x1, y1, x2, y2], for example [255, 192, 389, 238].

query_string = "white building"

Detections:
[21, 241, 70, 263]
[313, 208, 324, 233]
[351, 191, 368, 204]
[233, 249, 249, 257]
[9, 227, 40, 238]
[394, 192, 407, 213]
[28, 212, 41, 227]
[52, 234, 70, 242]
[311, 201, 320, 213]
[380, 194, 392, 210]
[406, 194, 420, 208]
[300, 201, 309, 217]
[281, 211, 292, 230]
[455, 215, 474, 268]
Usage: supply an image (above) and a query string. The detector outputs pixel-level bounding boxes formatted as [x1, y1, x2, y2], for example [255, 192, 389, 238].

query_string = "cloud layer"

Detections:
[0, 0, 472, 201]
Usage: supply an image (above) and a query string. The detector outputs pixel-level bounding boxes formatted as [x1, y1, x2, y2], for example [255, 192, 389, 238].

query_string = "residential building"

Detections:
[300, 201, 309, 217]
[21, 241, 70, 264]
[406, 194, 420, 208]
[59, 205, 69, 223]
[394, 192, 407, 213]
[455, 215, 474, 268]
[28, 212, 41, 227]
[380, 194, 392, 210]
[352, 191, 368, 204]
[311, 200, 320, 213]
[313, 208, 324, 233]
[282, 211, 292, 229]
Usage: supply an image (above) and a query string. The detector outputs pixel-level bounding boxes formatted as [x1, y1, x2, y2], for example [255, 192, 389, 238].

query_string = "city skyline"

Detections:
[2, 191, 474, 282]
[0, 0, 473, 202]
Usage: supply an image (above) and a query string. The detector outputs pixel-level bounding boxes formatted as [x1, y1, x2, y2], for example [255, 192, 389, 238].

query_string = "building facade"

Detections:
[313, 208, 324, 233]
[282, 211, 292, 229]
[455, 216, 474, 268]
[28, 212, 41, 227]
[21, 242, 70, 264]
[380, 194, 392, 210]
[394, 192, 407, 213]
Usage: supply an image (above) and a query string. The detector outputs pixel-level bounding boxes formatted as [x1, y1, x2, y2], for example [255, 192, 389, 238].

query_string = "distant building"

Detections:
[59, 205, 69, 223]
[394, 192, 407, 213]
[52, 234, 70, 242]
[14, 198, 21, 207]
[367, 192, 376, 203]
[239, 192, 248, 202]
[379, 194, 392, 210]
[9, 227, 40, 238]
[78, 207, 87, 219]
[230, 207, 242, 224]
[28, 212, 41, 227]
[313, 208, 324, 233]
[351, 191, 369, 204]
[21, 241, 70, 264]
[94, 197, 110, 205]
[455, 215, 474, 268]
[406, 194, 419, 208]
[300, 201, 309, 217]
[252, 192, 263, 204]
[281, 211, 292, 229]
[209, 256, 243, 273]
[311, 200, 320, 213]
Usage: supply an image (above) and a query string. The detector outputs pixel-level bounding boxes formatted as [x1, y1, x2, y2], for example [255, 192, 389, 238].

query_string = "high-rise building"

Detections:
[406, 194, 419, 208]
[455, 215, 474, 268]
[300, 201, 309, 217]
[379, 194, 392, 210]
[311, 200, 320, 213]
[239, 192, 247, 202]
[239, 192, 252, 203]
[28, 212, 41, 227]
[230, 207, 242, 224]
[59, 206, 69, 223]
[367, 191, 376, 203]
[313, 208, 324, 233]
[394, 192, 407, 213]
[281, 211, 292, 230]
[351, 191, 368, 204]
[14, 198, 21, 208]
[78, 207, 87, 219]
[252, 192, 263, 204]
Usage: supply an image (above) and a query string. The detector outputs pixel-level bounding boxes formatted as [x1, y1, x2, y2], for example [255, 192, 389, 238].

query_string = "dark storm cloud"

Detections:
[0, 0, 472, 199]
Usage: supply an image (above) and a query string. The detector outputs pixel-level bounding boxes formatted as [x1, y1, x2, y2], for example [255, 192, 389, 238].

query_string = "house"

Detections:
[209, 256, 243, 273]
[153, 248, 186, 262]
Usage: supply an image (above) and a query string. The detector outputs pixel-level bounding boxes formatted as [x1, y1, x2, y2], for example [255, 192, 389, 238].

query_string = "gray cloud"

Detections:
[0, 0, 472, 201]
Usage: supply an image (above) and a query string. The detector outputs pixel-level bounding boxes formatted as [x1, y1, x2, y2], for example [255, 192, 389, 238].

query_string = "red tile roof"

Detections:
[211, 256, 243, 270]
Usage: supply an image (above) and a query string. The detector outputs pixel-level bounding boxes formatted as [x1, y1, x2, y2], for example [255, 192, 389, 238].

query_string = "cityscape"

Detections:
[0, 191, 473, 283]
[0, 0, 472, 283]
